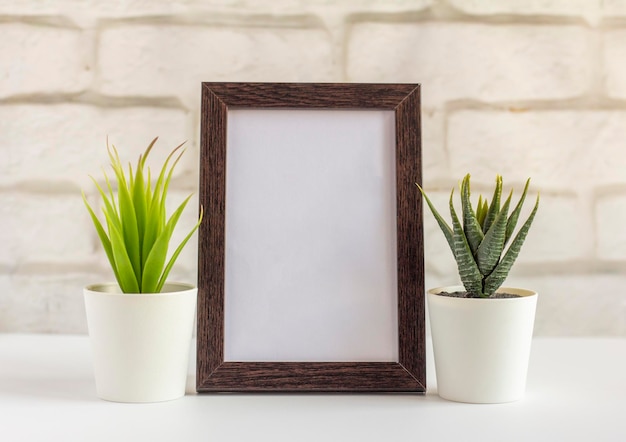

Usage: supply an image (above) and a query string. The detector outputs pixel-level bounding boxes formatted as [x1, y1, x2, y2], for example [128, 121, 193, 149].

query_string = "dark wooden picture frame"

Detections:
[197, 83, 425, 392]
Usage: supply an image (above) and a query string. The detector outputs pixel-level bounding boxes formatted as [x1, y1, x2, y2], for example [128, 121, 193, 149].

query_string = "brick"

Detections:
[98, 25, 335, 105]
[194, 0, 434, 15]
[0, 24, 91, 98]
[347, 23, 592, 107]
[223, 0, 433, 12]
[447, 110, 626, 188]
[0, 273, 98, 333]
[0, 0, 180, 16]
[602, 0, 626, 17]
[0, 104, 192, 187]
[421, 109, 448, 183]
[0, 192, 95, 265]
[505, 274, 626, 336]
[448, 0, 602, 22]
[517, 194, 588, 263]
[191, 0, 433, 15]
[595, 193, 626, 260]
[603, 30, 626, 99]
[0, 0, 432, 17]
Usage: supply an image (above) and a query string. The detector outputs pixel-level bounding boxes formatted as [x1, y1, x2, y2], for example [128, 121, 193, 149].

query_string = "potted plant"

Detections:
[82, 137, 203, 403]
[418, 174, 539, 403]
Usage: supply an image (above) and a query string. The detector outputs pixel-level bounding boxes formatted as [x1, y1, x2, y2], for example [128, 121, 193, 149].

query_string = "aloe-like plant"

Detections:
[82, 137, 203, 293]
[418, 174, 539, 298]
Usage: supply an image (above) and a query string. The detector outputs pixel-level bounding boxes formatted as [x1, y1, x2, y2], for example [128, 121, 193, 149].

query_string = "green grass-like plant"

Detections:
[82, 137, 203, 293]
[418, 174, 539, 298]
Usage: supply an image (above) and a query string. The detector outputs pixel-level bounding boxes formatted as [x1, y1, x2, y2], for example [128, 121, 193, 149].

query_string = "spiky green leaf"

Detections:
[141, 143, 183, 266]
[140, 137, 158, 169]
[160, 147, 185, 212]
[112, 161, 141, 287]
[483, 175, 502, 233]
[156, 205, 204, 292]
[476, 190, 512, 277]
[84, 138, 202, 293]
[102, 170, 119, 219]
[89, 176, 120, 229]
[449, 190, 483, 297]
[505, 178, 530, 245]
[416, 184, 455, 253]
[82, 192, 121, 286]
[460, 174, 484, 256]
[476, 195, 485, 228]
[104, 210, 140, 293]
[133, 160, 148, 269]
[483, 194, 540, 295]
[141, 194, 193, 293]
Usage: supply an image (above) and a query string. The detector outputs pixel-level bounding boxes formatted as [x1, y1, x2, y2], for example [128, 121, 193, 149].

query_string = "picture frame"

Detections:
[197, 82, 425, 392]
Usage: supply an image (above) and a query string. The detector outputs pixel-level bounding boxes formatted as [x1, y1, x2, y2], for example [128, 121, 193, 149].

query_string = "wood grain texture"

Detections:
[199, 362, 421, 392]
[201, 82, 418, 109]
[197, 86, 227, 381]
[197, 83, 424, 393]
[395, 87, 425, 385]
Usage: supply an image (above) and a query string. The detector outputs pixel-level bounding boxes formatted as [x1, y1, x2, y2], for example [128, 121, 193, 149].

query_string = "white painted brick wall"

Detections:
[1, 0, 625, 336]
[98, 25, 336, 106]
[596, 192, 626, 261]
[506, 274, 626, 336]
[603, 30, 626, 99]
[421, 109, 448, 183]
[447, 0, 602, 21]
[0, 0, 434, 18]
[447, 111, 626, 188]
[347, 23, 592, 107]
[0, 273, 96, 333]
[0, 105, 192, 187]
[0, 24, 92, 98]
[0, 192, 94, 266]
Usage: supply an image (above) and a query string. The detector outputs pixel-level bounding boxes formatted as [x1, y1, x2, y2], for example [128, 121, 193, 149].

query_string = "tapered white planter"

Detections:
[84, 282, 197, 403]
[428, 286, 538, 404]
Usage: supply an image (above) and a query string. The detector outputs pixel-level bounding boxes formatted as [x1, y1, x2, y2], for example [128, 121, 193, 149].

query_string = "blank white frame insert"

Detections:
[223, 109, 398, 362]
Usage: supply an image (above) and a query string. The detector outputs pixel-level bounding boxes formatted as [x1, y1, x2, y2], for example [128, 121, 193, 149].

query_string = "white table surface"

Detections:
[1, 334, 625, 441]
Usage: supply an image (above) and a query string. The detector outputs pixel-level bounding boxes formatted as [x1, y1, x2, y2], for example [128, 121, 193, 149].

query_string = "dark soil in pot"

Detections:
[436, 291, 521, 299]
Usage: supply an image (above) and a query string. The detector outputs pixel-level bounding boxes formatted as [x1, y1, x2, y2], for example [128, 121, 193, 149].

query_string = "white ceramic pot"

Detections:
[84, 282, 197, 403]
[427, 286, 538, 404]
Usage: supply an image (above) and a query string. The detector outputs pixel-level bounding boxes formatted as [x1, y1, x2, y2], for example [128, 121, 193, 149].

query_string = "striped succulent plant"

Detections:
[418, 174, 539, 298]
[82, 138, 203, 293]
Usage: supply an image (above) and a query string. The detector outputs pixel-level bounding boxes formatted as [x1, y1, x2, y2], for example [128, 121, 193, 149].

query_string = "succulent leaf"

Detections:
[83, 138, 202, 293]
[105, 210, 140, 293]
[483, 175, 502, 233]
[416, 184, 455, 252]
[476, 190, 512, 278]
[460, 174, 485, 256]
[505, 178, 530, 245]
[132, 159, 147, 282]
[141, 194, 193, 293]
[102, 171, 119, 218]
[156, 205, 204, 292]
[419, 174, 539, 298]
[449, 190, 484, 296]
[483, 194, 540, 295]
[140, 137, 158, 170]
[481, 199, 489, 227]
[111, 157, 141, 285]
[89, 176, 119, 227]
[82, 192, 122, 286]
[476, 195, 486, 227]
